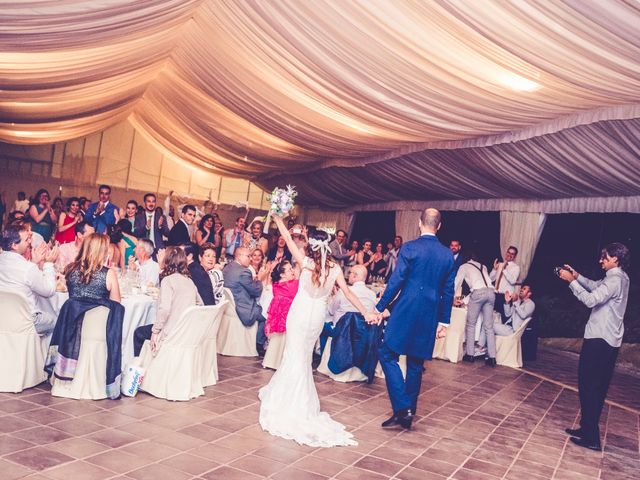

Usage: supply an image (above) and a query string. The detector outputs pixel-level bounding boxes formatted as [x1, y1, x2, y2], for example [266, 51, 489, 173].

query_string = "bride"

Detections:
[259, 215, 376, 447]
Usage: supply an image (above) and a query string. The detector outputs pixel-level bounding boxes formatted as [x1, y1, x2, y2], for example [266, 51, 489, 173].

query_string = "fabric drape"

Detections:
[499, 212, 547, 284]
[394, 210, 420, 245]
[1, 1, 640, 208]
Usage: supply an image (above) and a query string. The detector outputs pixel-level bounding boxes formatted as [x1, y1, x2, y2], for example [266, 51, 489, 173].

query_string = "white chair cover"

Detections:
[317, 337, 367, 382]
[262, 332, 286, 370]
[432, 307, 467, 363]
[496, 319, 531, 369]
[0, 291, 48, 392]
[216, 288, 258, 357]
[200, 300, 227, 386]
[374, 356, 407, 379]
[139, 303, 225, 401]
[50, 306, 110, 400]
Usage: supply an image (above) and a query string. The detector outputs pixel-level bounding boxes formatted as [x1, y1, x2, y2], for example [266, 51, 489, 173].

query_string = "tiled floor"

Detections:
[1, 348, 638, 480]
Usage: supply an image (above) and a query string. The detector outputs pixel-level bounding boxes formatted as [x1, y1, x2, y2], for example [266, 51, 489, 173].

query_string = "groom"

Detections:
[373, 208, 455, 429]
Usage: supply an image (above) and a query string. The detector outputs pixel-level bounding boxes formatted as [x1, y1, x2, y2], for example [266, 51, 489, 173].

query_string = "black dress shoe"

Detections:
[462, 354, 475, 363]
[565, 427, 584, 437]
[485, 357, 496, 367]
[397, 408, 413, 430]
[381, 414, 400, 428]
[570, 436, 601, 451]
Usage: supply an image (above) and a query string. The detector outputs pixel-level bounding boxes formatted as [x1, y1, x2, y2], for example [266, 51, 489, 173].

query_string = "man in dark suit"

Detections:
[373, 208, 455, 430]
[222, 246, 266, 354]
[84, 185, 119, 234]
[168, 204, 196, 246]
[134, 193, 171, 248]
[450, 239, 464, 273]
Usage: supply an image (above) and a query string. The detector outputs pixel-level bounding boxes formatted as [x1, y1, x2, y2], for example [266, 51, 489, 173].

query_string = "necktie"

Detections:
[495, 264, 505, 291]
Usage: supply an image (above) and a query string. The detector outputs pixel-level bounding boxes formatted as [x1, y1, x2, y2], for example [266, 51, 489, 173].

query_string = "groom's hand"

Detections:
[436, 324, 448, 339]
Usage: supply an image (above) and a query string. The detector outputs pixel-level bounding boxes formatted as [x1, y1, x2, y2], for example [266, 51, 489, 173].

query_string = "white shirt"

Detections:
[138, 259, 160, 287]
[145, 211, 156, 245]
[0, 251, 56, 313]
[328, 281, 376, 325]
[454, 260, 492, 295]
[490, 261, 520, 294]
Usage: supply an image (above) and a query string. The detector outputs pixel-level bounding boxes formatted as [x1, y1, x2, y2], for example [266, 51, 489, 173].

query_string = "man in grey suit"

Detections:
[222, 246, 266, 354]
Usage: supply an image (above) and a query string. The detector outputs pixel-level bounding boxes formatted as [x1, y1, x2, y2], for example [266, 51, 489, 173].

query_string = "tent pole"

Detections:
[125, 130, 136, 191]
[94, 132, 104, 187]
[156, 155, 165, 195]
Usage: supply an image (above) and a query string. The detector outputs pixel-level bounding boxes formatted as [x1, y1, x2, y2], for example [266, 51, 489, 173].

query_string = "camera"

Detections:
[554, 266, 573, 276]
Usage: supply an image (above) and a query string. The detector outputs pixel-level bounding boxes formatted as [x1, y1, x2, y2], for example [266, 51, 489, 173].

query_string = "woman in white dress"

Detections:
[259, 215, 377, 447]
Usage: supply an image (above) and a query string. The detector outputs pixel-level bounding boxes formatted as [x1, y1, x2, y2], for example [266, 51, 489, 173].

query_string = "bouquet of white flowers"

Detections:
[263, 185, 297, 233]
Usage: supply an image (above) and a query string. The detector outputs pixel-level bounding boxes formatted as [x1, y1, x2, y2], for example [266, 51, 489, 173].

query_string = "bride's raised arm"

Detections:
[273, 215, 305, 266]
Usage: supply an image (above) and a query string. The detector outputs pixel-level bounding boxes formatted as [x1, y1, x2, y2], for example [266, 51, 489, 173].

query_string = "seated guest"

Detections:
[133, 246, 203, 356]
[47, 233, 124, 399]
[116, 219, 138, 268]
[328, 265, 376, 324]
[199, 242, 224, 303]
[55, 221, 95, 271]
[182, 242, 216, 305]
[28, 188, 57, 243]
[106, 224, 123, 269]
[223, 246, 266, 354]
[369, 242, 388, 278]
[55, 197, 81, 245]
[64, 233, 121, 302]
[265, 260, 298, 338]
[168, 204, 196, 245]
[130, 239, 160, 287]
[267, 233, 292, 264]
[14, 191, 29, 214]
[0, 224, 58, 334]
[498, 285, 535, 335]
[249, 248, 271, 283]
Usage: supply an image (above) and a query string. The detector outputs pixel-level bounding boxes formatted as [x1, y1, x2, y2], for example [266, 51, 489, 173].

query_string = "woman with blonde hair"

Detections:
[64, 233, 120, 302]
[133, 246, 202, 356]
[258, 215, 378, 447]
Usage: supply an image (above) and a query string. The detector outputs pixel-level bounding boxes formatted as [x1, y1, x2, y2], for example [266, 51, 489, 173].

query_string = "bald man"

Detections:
[328, 265, 377, 324]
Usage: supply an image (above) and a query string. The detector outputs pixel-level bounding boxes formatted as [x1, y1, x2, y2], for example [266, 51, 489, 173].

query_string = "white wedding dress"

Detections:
[259, 257, 357, 447]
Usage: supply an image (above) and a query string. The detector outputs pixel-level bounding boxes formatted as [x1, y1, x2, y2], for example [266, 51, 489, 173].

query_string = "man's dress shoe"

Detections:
[462, 354, 475, 363]
[381, 414, 400, 428]
[485, 357, 496, 367]
[565, 427, 584, 437]
[382, 409, 413, 429]
[570, 436, 601, 451]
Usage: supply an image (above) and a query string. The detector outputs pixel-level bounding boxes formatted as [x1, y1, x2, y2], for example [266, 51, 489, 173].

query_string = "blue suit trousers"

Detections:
[378, 342, 424, 413]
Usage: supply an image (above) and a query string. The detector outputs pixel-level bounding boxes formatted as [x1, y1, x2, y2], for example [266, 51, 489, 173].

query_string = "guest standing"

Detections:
[55, 197, 81, 245]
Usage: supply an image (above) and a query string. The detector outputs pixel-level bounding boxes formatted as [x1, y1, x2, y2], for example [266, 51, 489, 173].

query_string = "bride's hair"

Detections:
[305, 229, 334, 287]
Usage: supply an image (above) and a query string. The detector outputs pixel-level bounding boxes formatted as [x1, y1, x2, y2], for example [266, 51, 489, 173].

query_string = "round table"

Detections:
[37, 292, 157, 369]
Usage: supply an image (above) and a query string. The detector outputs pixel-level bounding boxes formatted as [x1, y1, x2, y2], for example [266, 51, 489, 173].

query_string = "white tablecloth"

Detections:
[37, 292, 157, 369]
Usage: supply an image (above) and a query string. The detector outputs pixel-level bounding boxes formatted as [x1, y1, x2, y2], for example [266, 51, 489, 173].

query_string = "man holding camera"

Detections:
[557, 242, 630, 451]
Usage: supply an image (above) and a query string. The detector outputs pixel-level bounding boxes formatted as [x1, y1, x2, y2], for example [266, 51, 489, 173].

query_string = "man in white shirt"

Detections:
[55, 221, 94, 271]
[0, 224, 58, 334]
[490, 246, 520, 323]
[454, 253, 496, 366]
[328, 265, 376, 324]
[131, 239, 160, 287]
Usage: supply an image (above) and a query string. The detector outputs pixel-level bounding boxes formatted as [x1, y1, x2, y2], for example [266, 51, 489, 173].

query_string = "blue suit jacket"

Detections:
[85, 202, 119, 234]
[376, 234, 455, 359]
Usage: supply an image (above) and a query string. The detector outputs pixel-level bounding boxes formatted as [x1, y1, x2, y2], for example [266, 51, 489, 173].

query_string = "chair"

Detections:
[50, 306, 110, 400]
[262, 333, 286, 370]
[317, 337, 368, 382]
[496, 319, 531, 369]
[0, 292, 49, 392]
[374, 356, 407, 379]
[139, 304, 225, 401]
[216, 288, 258, 357]
[200, 301, 228, 386]
[432, 307, 467, 363]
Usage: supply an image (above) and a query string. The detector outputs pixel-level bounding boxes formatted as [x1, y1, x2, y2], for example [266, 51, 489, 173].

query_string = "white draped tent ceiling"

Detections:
[2, 0, 640, 208]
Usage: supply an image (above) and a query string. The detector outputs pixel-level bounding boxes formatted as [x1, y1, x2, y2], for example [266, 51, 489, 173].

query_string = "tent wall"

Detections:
[1, 120, 270, 221]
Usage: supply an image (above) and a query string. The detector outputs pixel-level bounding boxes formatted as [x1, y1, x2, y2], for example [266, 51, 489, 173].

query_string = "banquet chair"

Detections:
[0, 291, 48, 392]
[374, 356, 407, 380]
[50, 306, 110, 400]
[496, 319, 531, 369]
[432, 307, 467, 363]
[200, 300, 228, 386]
[317, 337, 368, 382]
[262, 333, 286, 370]
[139, 304, 224, 401]
[216, 288, 258, 357]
